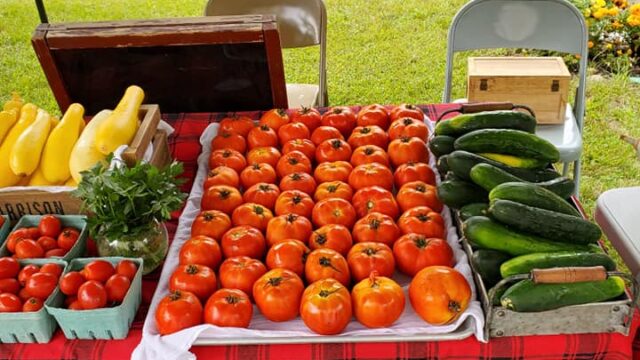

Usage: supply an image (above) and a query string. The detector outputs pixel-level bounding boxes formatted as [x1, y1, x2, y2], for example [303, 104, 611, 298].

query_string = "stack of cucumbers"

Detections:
[430, 111, 625, 313]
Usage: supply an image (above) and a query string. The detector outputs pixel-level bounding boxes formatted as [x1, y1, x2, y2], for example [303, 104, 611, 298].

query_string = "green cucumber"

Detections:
[459, 203, 488, 220]
[448, 150, 560, 182]
[436, 154, 450, 175]
[434, 111, 536, 136]
[428, 136, 456, 157]
[471, 249, 512, 288]
[500, 276, 626, 312]
[469, 163, 574, 198]
[462, 216, 590, 256]
[454, 129, 560, 163]
[478, 153, 548, 169]
[500, 251, 616, 278]
[444, 171, 462, 181]
[488, 200, 601, 245]
[489, 182, 580, 217]
[437, 180, 488, 209]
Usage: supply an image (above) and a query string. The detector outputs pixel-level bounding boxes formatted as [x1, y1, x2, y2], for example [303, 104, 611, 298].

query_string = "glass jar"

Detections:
[95, 219, 168, 275]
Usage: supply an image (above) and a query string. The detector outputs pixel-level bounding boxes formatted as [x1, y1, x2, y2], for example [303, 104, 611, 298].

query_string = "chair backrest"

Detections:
[443, 0, 588, 130]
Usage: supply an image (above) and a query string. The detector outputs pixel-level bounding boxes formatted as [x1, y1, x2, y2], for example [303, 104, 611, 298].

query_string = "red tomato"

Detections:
[309, 224, 353, 256]
[394, 162, 436, 188]
[357, 104, 390, 130]
[278, 121, 310, 145]
[191, 210, 232, 240]
[314, 181, 353, 202]
[313, 161, 353, 184]
[265, 214, 313, 246]
[274, 190, 315, 218]
[218, 256, 267, 299]
[45, 249, 66, 258]
[347, 125, 389, 149]
[246, 147, 282, 168]
[18, 264, 39, 286]
[348, 163, 394, 191]
[259, 109, 290, 131]
[0, 293, 22, 313]
[265, 239, 310, 277]
[219, 115, 254, 137]
[105, 274, 131, 303]
[36, 236, 58, 251]
[77, 280, 108, 309]
[282, 138, 316, 161]
[221, 225, 266, 259]
[290, 107, 322, 132]
[240, 163, 277, 189]
[393, 235, 453, 276]
[57, 227, 80, 251]
[409, 266, 471, 325]
[276, 150, 312, 178]
[18, 288, 31, 302]
[22, 297, 44, 312]
[40, 263, 62, 277]
[231, 203, 273, 231]
[155, 290, 203, 335]
[6, 229, 30, 253]
[179, 236, 222, 270]
[397, 181, 442, 212]
[210, 130, 246, 154]
[15, 240, 45, 259]
[253, 268, 304, 322]
[38, 215, 61, 238]
[398, 206, 445, 238]
[243, 183, 280, 210]
[352, 186, 400, 219]
[0, 257, 20, 279]
[279, 172, 317, 196]
[203, 166, 240, 190]
[204, 288, 253, 328]
[68, 300, 83, 310]
[25, 272, 57, 300]
[169, 264, 217, 302]
[388, 117, 429, 141]
[247, 124, 278, 149]
[316, 138, 354, 164]
[201, 185, 243, 215]
[347, 242, 396, 282]
[390, 104, 425, 122]
[311, 198, 357, 229]
[310, 126, 344, 146]
[321, 106, 357, 137]
[305, 248, 350, 287]
[352, 212, 400, 247]
[352, 273, 405, 328]
[208, 149, 247, 174]
[59, 271, 86, 296]
[0, 278, 20, 294]
[300, 278, 352, 335]
[387, 137, 429, 167]
[116, 260, 139, 280]
[350, 145, 390, 167]
[83, 260, 115, 283]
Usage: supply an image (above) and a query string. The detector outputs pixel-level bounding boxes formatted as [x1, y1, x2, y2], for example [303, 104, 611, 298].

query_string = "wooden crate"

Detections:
[0, 105, 169, 222]
[467, 57, 570, 124]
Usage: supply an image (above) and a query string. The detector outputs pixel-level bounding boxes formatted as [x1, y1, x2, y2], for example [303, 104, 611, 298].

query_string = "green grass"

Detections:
[2, 0, 640, 265]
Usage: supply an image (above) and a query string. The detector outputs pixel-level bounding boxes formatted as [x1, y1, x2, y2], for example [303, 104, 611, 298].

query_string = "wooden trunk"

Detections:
[467, 57, 570, 124]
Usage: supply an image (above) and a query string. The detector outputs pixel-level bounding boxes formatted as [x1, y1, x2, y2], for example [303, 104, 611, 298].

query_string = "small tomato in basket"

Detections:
[38, 215, 61, 238]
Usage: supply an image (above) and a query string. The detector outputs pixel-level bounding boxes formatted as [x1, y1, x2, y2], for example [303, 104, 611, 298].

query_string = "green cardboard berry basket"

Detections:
[0, 215, 88, 261]
[0, 258, 68, 343]
[45, 257, 143, 340]
[0, 215, 10, 245]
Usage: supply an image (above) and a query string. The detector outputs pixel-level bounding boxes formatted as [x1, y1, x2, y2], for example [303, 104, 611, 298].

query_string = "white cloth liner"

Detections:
[133, 118, 486, 360]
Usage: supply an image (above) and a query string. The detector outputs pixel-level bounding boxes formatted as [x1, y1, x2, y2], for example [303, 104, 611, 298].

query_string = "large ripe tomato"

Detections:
[310, 126, 344, 146]
[321, 106, 357, 137]
[59, 271, 86, 296]
[278, 122, 310, 145]
[15, 239, 44, 259]
[305, 248, 350, 287]
[314, 181, 353, 202]
[265, 239, 310, 277]
[393, 235, 453, 276]
[82, 260, 115, 283]
[38, 215, 61, 238]
[282, 138, 316, 160]
[352, 273, 405, 328]
[240, 163, 277, 189]
[389, 104, 425, 122]
[352, 212, 400, 247]
[208, 149, 247, 174]
[0, 257, 20, 279]
[388, 117, 429, 141]
[409, 266, 471, 325]
[397, 206, 445, 238]
[247, 124, 278, 149]
[259, 109, 290, 131]
[0, 293, 22, 313]
[77, 280, 108, 309]
[219, 256, 267, 299]
[155, 290, 203, 335]
[253, 268, 304, 322]
[191, 210, 232, 240]
[347, 125, 389, 149]
[246, 147, 282, 168]
[300, 278, 352, 335]
[243, 183, 280, 210]
[169, 264, 217, 301]
[0, 278, 20, 294]
[274, 190, 315, 218]
[203, 166, 240, 190]
[347, 242, 395, 281]
[279, 172, 317, 196]
[352, 186, 400, 219]
[394, 162, 436, 188]
[311, 198, 357, 229]
[276, 150, 312, 178]
[211, 130, 247, 154]
[105, 274, 131, 303]
[387, 137, 429, 168]
[179, 235, 223, 270]
[350, 145, 390, 167]
[201, 185, 243, 214]
[313, 161, 352, 184]
[219, 115, 254, 137]
[265, 214, 313, 246]
[231, 203, 273, 231]
[291, 107, 322, 132]
[204, 288, 253, 328]
[315, 139, 353, 164]
[309, 224, 353, 256]
[221, 225, 266, 259]
[397, 181, 442, 212]
[356, 104, 390, 130]
[348, 163, 394, 191]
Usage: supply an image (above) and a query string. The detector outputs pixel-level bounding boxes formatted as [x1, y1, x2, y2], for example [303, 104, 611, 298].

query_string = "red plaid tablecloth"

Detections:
[2, 104, 639, 360]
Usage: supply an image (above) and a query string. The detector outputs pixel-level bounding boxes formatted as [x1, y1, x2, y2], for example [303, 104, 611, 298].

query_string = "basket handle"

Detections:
[531, 266, 607, 284]
[436, 102, 536, 122]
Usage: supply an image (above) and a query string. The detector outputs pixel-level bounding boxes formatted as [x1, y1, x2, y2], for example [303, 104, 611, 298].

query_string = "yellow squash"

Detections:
[0, 103, 38, 187]
[3, 93, 24, 114]
[95, 85, 144, 155]
[64, 177, 78, 187]
[0, 108, 19, 145]
[69, 109, 112, 183]
[41, 103, 85, 183]
[10, 109, 51, 177]
[28, 167, 60, 186]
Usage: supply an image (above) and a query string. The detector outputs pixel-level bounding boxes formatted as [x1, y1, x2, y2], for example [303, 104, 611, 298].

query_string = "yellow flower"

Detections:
[596, 0, 606, 6]
[627, 14, 640, 26]
[612, 20, 623, 28]
[617, 49, 623, 55]
[592, 8, 608, 19]
[608, 7, 619, 15]
[583, 8, 592, 17]
[631, 4, 640, 15]
[588, 40, 595, 48]
[606, 43, 614, 49]
[627, 48, 633, 54]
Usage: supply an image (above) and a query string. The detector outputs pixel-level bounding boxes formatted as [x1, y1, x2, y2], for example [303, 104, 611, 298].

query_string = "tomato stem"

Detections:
[186, 264, 200, 275]
[414, 236, 429, 249]
[369, 218, 381, 230]
[225, 295, 240, 304]
[319, 257, 342, 273]
[314, 233, 327, 245]
[448, 300, 461, 314]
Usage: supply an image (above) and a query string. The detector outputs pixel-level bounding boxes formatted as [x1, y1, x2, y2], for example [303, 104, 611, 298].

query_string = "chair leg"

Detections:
[573, 159, 581, 200]
[562, 162, 570, 177]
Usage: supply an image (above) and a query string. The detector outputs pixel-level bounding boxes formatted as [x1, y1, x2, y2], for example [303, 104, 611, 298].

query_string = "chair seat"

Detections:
[286, 83, 319, 109]
[535, 104, 582, 163]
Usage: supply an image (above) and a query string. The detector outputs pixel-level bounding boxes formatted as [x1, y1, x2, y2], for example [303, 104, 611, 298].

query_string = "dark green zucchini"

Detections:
[428, 135, 456, 157]
[454, 129, 560, 163]
[444, 171, 462, 181]
[434, 111, 536, 136]
[471, 249, 512, 288]
[436, 154, 450, 175]
[500, 251, 616, 278]
[489, 182, 580, 217]
[459, 203, 489, 220]
[436, 180, 488, 209]
[447, 150, 560, 182]
[469, 163, 574, 198]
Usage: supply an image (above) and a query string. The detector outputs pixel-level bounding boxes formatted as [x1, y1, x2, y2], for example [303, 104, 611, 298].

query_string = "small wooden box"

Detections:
[467, 57, 570, 124]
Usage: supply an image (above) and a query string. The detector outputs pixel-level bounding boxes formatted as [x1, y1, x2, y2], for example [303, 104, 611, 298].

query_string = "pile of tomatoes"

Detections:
[155, 104, 472, 336]
[57, 259, 138, 310]
[5, 215, 81, 259]
[0, 257, 62, 312]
